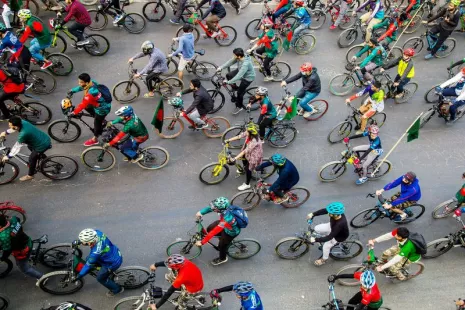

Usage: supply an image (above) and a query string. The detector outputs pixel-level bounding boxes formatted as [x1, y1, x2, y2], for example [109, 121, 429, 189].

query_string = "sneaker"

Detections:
[83, 138, 99, 147]
[210, 31, 220, 38]
[232, 107, 243, 115]
[19, 175, 34, 182]
[263, 76, 273, 82]
[70, 43, 83, 50]
[123, 157, 129, 162]
[329, 24, 337, 30]
[297, 109, 304, 116]
[273, 196, 289, 204]
[211, 257, 228, 266]
[303, 110, 317, 118]
[238, 183, 251, 191]
[196, 123, 208, 129]
[395, 92, 404, 99]
[113, 14, 124, 25]
[169, 18, 180, 24]
[356, 177, 368, 185]
[106, 287, 124, 297]
[236, 7, 241, 14]
[40, 60, 53, 70]
[399, 212, 408, 221]
[76, 39, 90, 46]
[131, 154, 144, 163]
[424, 53, 434, 60]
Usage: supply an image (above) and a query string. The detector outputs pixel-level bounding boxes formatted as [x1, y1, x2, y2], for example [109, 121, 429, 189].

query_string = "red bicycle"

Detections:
[245, 0, 296, 39]
[311, 1, 357, 30]
[0, 201, 26, 224]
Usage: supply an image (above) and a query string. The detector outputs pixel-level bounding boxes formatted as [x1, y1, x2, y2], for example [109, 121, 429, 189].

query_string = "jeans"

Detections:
[15, 250, 43, 279]
[67, 21, 87, 42]
[29, 38, 51, 62]
[299, 91, 319, 112]
[118, 135, 148, 159]
[207, 220, 236, 260]
[255, 46, 273, 76]
[188, 109, 206, 126]
[443, 87, 460, 97]
[290, 23, 310, 45]
[352, 145, 378, 178]
[450, 100, 465, 120]
[173, 0, 187, 21]
[0, 91, 19, 118]
[272, 7, 289, 22]
[429, 24, 452, 56]
[360, 62, 377, 81]
[394, 74, 410, 94]
[314, 222, 338, 260]
[96, 264, 123, 294]
[333, 1, 349, 27]
[226, 69, 253, 108]
[347, 291, 380, 310]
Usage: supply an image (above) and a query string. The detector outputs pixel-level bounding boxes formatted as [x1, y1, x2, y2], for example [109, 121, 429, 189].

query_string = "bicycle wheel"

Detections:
[23, 0, 39, 15]
[327, 121, 352, 143]
[310, 9, 326, 29]
[163, 58, 178, 77]
[281, 187, 310, 208]
[112, 80, 140, 103]
[395, 82, 418, 103]
[207, 89, 225, 114]
[275, 237, 309, 259]
[338, 28, 358, 47]
[39, 271, 84, 295]
[113, 266, 150, 289]
[268, 61, 291, 82]
[230, 190, 261, 211]
[214, 26, 237, 46]
[81, 147, 116, 172]
[335, 264, 366, 286]
[113, 296, 146, 310]
[49, 33, 67, 54]
[402, 37, 423, 57]
[367, 160, 391, 179]
[403, 262, 424, 281]
[19, 102, 52, 125]
[304, 99, 328, 121]
[420, 108, 435, 128]
[329, 73, 356, 96]
[345, 44, 365, 64]
[245, 18, 261, 39]
[228, 238, 261, 259]
[84, 34, 110, 56]
[319, 161, 347, 182]
[399, 204, 425, 223]
[221, 126, 244, 148]
[424, 86, 440, 103]
[137, 146, 169, 170]
[267, 125, 297, 148]
[369, 112, 386, 127]
[350, 208, 381, 228]
[403, 15, 422, 34]
[157, 117, 184, 139]
[294, 33, 316, 55]
[27, 70, 56, 94]
[432, 199, 458, 219]
[329, 240, 364, 260]
[0, 294, 9, 310]
[0, 205, 26, 224]
[243, 87, 259, 110]
[40, 243, 81, 269]
[158, 77, 183, 99]
[435, 38, 456, 58]
[339, 12, 356, 29]
[0, 161, 19, 185]
[388, 46, 403, 62]
[123, 13, 146, 34]
[80, 0, 98, 5]
[423, 238, 453, 259]
[202, 116, 230, 138]
[0, 258, 13, 278]
[87, 9, 108, 30]
[48, 120, 81, 142]
[193, 61, 218, 80]
[143, 1, 166, 22]
[166, 240, 202, 259]
[41, 156, 79, 180]
[252, 158, 276, 180]
[199, 163, 230, 185]
[47, 53, 74, 76]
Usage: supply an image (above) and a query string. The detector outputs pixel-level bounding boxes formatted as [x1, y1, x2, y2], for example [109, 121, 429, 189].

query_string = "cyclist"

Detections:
[17, 9, 53, 70]
[343, 124, 383, 185]
[210, 281, 263, 310]
[196, 0, 227, 38]
[307, 202, 349, 266]
[175, 78, 213, 129]
[284, 0, 311, 48]
[169, 23, 195, 81]
[195, 197, 242, 265]
[247, 87, 277, 140]
[422, 0, 461, 60]
[254, 153, 299, 204]
[128, 41, 168, 99]
[58, 0, 92, 46]
[375, 10, 399, 47]
[247, 18, 279, 82]
[224, 123, 263, 191]
[454, 172, 465, 208]
[403, 0, 421, 19]
[330, 0, 355, 30]
[353, 0, 384, 42]
[436, 67, 465, 122]
[351, 38, 387, 83]
[380, 48, 415, 99]
[447, 57, 465, 73]
[100, 0, 127, 25]
[169, 0, 188, 24]
[217, 48, 256, 115]
[44, 302, 93, 310]
[0, 214, 44, 282]
[68, 73, 112, 146]
[368, 227, 421, 281]
[271, 0, 292, 23]
[74, 229, 124, 297]
[1, 0, 23, 30]
[0, 64, 26, 121]
[345, 81, 384, 134]
[148, 254, 204, 309]
[0, 23, 31, 71]
[457, 300, 465, 309]
[0, 116, 51, 181]
[328, 270, 383, 310]
[103, 106, 148, 163]
[375, 171, 421, 221]
[281, 62, 321, 118]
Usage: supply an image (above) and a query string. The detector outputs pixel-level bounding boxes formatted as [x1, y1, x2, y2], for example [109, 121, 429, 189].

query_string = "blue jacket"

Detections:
[256, 159, 299, 192]
[295, 7, 311, 25]
[78, 230, 122, 277]
[383, 176, 421, 207]
[0, 31, 23, 52]
[172, 33, 195, 59]
[241, 291, 263, 310]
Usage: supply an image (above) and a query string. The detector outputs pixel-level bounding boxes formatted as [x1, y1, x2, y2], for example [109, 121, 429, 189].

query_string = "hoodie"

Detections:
[383, 176, 421, 207]
[221, 55, 256, 84]
[172, 33, 195, 60]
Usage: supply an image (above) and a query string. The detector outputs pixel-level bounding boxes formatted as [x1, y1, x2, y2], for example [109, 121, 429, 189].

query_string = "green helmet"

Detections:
[0, 23, 6, 33]
[270, 153, 286, 166]
[451, 0, 461, 6]
[211, 197, 230, 211]
[169, 97, 183, 108]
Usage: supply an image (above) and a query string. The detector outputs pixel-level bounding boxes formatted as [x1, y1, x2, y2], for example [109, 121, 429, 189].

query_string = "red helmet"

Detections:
[300, 62, 313, 73]
[295, 0, 305, 6]
[461, 67, 465, 75]
[460, 187, 465, 197]
[403, 48, 415, 57]
[165, 254, 185, 270]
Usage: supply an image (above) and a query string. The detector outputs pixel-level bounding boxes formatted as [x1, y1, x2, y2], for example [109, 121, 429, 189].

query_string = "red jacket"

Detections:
[0, 70, 24, 93]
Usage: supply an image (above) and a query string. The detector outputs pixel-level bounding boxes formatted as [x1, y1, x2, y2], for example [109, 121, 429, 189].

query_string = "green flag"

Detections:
[406, 117, 420, 142]
[283, 97, 298, 120]
[151, 98, 164, 133]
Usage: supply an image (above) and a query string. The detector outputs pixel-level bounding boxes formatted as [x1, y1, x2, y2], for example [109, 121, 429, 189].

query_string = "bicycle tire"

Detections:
[275, 237, 310, 259]
[329, 240, 364, 260]
[419, 108, 435, 128]
[199, 162, 230, 185]
[424, 86, 440, 103]
[50, 33, 67, 54]
[0, 205, 26, 224]
[311, 9, 326, 29]
[202, 116, 230, 138]
[304, 99, 328, 121]
[270, 61, 291, 81]
[214, 25, 237, 46]
[207, 89, 225, 114]
[395, 82, 418, 104]
[27, 70, 56, 94]
[346, 44, 365, 64]
[243, 86, 259, 110]
[404, 262, 425, 281]
[402, 37, 423, 57]
[164, 58, 178, 77]
[388, 46, 403, 62]
[230, 190, 261, 211]
[435, 38, 456, 58]
[327, 121, 352, 143]
[0, 258, 13, 278]
[281, 187, 310, 208]
[319, 161, 347, 182]
[166, 240, 202, 259]
[84, 34, 110, 56]
[336, 264, 366, 286]
[143, 1, 166, 22]
[112, 266, 151, 289]
[227, 238, 261, 259]
[370, 112, 386, 128]
[19, 102, 52, 125]
[87, 9, 108, 30]
[252, 158, 276, 180]
[123, 13, 146, 34]
[39, 243, 82, 269]
[0, 293, 9, 310]
[403, 15, 422, 34]
[157, 117, 184, 139]
[136, 146, 170, 170]
[350, 208, 381, 228]
[0, 161, 19, 185]
[329, 73, 356, 96]
[367, 159, 391, 179]
[41, 155, 79, 180]
[39, 271, 84, 295]
[47, 53, 74, 76]
[48, 120, 81, 143]
[394, 204, 425, 224]
[112, 80, 140, 103]
[245, 18, 262, 39]
[158, 77, 184, 99]
[176, 26, 200, 43]
[432, 199, 458, 219]
[113, 296, 146, 310]
[294, 33, 316, 55]
[338, 28, 358, 48]
[221, 126, 245, 149]
[267, 125, 297, 148]
[423, 237, 453, 259]
[80, 0, 98, 5]
[81, 147, 116, 172]
[339, 11, 356, 29]
[193, 61, 218, 80]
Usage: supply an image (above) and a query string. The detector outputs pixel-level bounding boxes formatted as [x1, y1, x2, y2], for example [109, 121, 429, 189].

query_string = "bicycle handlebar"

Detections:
[366, 192, 386, 204]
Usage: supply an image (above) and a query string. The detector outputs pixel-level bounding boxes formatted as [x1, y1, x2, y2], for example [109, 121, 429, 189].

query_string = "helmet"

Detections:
[326, 202, 345, 215]
[262, 17, 274, 27]
[368, 124, 379, 135]
[18, 9, 32, 20]
[168, 97, 183, 108]
[55, 302, 76, 310]
[0, 23, 6, 33]
[233, 281, 254, 297]
[255, 86, 268, 96]
[61, 98, 72, 110]
[451, 0, 461, 6]
[404, 171, 416, 182]
[360, 270, 376, 289]
[295, 0, 304, 6]
[461, 67, 465, 75]
[211, 197, 230, 211]
[165, 254, 185, 270]
[141, 40, 154, 54]
[460, 188, 465, 197]
[115, 105, 134, 118]
[403, 48, 415, 57]
[300, 62, 313, 73]
[246, 123, 259, 135]
[78, 229, 98, 244]
[270, 153, 286, 166]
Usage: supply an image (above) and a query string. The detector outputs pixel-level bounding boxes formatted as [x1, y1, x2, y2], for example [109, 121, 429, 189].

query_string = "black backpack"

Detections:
[97, 84, 112, 103]
[408, 232, 427, 255]
[4, 65, 24, 84]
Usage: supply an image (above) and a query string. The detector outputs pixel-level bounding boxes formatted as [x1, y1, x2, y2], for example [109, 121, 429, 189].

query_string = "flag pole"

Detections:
[370, 112, 424, 177]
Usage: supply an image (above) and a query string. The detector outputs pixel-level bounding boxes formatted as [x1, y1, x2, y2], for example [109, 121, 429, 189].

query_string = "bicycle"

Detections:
[0, 201, 26, 224]
[327, 102, 386, 143]
[81, 125, 170, 172]
[419, 91, 465, 128]
[166, 218, 261, 260]
[112, 63, 184, 103]
[337, 18, 382, 48]
[318, 138, 391, 182]
[274, 86, 328, 121]
[198, 142, 276, 185]
[0, 294, 8, 310]
[344, 43, 403, 65]
[310, 1, 357, 30]
[424, 66, 461, 103]
[37, 240, 151, 295]
[350, 193, 426, 228]
[402, 27, 456, 58]
[230, 177, 310, 210]
[22, 66, 57, 95]
[374, 71, 418, 103]
[143, 0, 202, 23]
[156, 96, 230, 139]
[245, 0, 296, 39]
[0, 137, 79, 184]
[247, 47, 291, 82]
[423, 214, 465, 259]
[329, 63, 370, 96]
[0, 234, 82, 279]
[275, 219, 363, 260]
[432, 197, 462, 219]
[1, 93, 52, 125]
[87, 0, 146, 34]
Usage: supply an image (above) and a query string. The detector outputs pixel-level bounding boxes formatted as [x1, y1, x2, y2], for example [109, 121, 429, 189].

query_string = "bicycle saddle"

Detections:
[34, 234, 49, 244]
[195, 49, 205, 56]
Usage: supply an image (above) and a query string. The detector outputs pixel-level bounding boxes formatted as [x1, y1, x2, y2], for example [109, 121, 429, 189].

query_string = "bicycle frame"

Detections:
[189, 14, 227, 37]
[96, 0, 129, 15]
[211, 73, 236, 98]
[168, 41, 203, 73]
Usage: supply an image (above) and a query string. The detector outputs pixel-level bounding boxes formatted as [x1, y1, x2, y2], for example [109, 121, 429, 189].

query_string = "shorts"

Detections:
[178, 55, 193, 71]
[390, 192, 417, 210]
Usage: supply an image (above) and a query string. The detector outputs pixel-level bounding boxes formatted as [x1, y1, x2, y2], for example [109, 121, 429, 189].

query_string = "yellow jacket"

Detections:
[398, 59, 414, 79]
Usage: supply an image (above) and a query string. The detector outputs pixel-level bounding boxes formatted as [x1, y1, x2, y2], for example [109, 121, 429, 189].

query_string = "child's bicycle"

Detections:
[402, 26, 456, 58]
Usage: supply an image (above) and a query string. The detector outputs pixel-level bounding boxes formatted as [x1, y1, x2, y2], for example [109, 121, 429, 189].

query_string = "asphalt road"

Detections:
[1, 2, 465, 309]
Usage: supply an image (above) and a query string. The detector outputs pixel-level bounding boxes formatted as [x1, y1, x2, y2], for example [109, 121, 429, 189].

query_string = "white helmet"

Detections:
[141, 41, 154, 54]
[55, 302, 76, 310]
[78, 229, 98, 243]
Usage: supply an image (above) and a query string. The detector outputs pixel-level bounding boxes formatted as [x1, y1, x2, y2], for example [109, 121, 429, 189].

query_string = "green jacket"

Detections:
[456, 183, 465, 204]
[357, 45, 387, 68]
[112, 115, 148, 138]
[25, 16, 51, 46]
[221, 55, 256, 84]
[0, 216, 31, 254]
[17, 120, 51, 153]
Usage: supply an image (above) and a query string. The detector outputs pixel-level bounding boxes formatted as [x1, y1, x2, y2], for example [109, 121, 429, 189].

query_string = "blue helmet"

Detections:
[115, 105, 134, 117]
[233, 281, 254, 297]
[326, 202, 345, 215]
[360, 270, 376, 289]
[270, 154, 286, 166]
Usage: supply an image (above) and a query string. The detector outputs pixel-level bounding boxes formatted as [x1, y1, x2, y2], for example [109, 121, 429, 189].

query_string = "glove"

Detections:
[351, 56, 357, 61]
[210, 289, 219, 298]
[106, 121, 113, 128]
[103, 143, 111, 149]
[167, 53, 173, 58]
[66, 90, 73, 98]
[455, 209, 462, 217]
[72, 240, 80, 247]
[246, 49, 252, 54]
[343, 137, 349, 144]
[327, 275, 336, 283]
[435, 86, 443, 93]
[216, 67, 222, 72]
[2, 155, 8, 162]
[310, 237, 315, 243]
[307, 212, 314, 220]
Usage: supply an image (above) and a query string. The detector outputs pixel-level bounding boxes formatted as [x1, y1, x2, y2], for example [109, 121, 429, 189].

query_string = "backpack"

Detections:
[228, 205, 248, 229]
[408, 232, 427, 255]
[97, 84, 112, 103]
[4, 65, 24, 84]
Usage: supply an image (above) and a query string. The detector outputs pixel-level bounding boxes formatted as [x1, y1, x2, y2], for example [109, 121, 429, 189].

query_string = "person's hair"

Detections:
[372, 81, 382, 89]
[9, 116, 22, 129]
[78, 73, 91, 83]
[190, 79, 201, 88]
[0, 215, 7, 227]
[396, 227, 410, 238]
[233, 48, 245, 57]
[183, 23, 193, 32]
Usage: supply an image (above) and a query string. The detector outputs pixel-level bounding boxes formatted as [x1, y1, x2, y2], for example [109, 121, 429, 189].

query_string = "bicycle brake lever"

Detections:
[366, 193, 375, 198]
